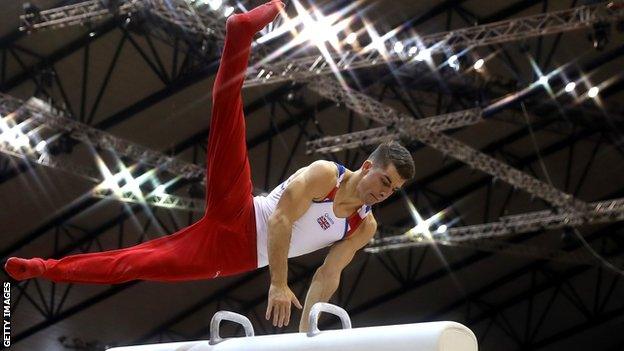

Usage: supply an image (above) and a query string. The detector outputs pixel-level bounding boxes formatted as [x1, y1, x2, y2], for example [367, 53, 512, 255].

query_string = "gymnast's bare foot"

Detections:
[4, 257, 46, 280]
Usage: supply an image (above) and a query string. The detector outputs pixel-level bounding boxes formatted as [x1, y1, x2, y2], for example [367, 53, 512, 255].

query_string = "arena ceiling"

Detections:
[1, 0, 624, 350]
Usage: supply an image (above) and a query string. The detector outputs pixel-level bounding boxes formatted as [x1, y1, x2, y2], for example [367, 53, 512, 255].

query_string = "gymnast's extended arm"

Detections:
[298, 214, 378, 333]
[266, 160, 337, 328]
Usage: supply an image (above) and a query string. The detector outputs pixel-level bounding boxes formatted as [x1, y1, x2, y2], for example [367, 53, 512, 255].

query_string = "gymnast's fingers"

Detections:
[285, 303, 291, 326]
[265, 300, 273, 320]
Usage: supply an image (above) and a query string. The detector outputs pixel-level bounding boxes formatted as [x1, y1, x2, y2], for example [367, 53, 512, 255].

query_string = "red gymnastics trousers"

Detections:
[5, 1, 285, 284]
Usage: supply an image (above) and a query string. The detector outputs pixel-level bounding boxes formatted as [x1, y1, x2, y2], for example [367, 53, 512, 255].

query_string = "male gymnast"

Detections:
[4, 0, 415, 332]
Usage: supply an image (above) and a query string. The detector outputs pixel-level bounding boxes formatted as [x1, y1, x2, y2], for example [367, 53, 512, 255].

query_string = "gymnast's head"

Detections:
[356, 141, 415, 205]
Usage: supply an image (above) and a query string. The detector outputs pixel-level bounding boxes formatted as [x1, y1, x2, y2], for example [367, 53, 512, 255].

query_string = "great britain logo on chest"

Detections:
[316, 213, 335, 230]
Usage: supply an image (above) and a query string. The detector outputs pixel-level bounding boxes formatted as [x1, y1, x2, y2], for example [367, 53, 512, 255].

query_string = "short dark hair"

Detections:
[367, 141, 415, 180]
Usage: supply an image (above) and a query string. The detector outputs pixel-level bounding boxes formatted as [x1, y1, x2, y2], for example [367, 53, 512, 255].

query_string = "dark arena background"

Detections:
[1, 0, 624, 350]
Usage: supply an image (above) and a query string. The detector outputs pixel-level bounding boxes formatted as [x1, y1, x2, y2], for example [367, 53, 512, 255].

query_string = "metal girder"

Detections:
[532, 304, 624, 349]
[367, 197, 624, 253]
[306, 72, 483, 127]
[370, 223, 622, 267]
[397, 131, 601, 232]
[305, 75, 588, 212]
[0, 30, 223, 188]
[418, 222, 624, 349]
[13, 281, 139, 343]
[19, 0, 141, 32]
[424, 222, 624, 321]
[419, 2, 622, 48]
[19, 95, 204, 179]
[0, 1, 67, 48]
[147, 0, 226, 42]
[244, 1, 624, 87]
[2, 18, 120, 92]
[462, 252, 624, 348]
[10, 201, 189, 343]
[407, 238, 619, 267]
[5, 3, 220, 93]
[407, 123, 590, 211]
[9, 190, 194, 343]
[333, 213, 624, 329]
[244, 68, 480, 169]
[302, 11, 624, 214]
[0, 147, 205, 212]
[305, 106, 483, 153]
[19, 0, 227, 43]
[0, 95, 206, 211]
[304, 39, 624, 156]
[375, 59, 624, 222]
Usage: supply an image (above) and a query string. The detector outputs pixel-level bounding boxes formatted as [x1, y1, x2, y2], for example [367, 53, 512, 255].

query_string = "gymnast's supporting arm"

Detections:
[298, 215, 377, 333]
[266, 161, 337, 328]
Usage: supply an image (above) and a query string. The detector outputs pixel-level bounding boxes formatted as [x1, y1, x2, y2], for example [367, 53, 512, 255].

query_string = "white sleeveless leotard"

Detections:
[253, 162, 372, 268]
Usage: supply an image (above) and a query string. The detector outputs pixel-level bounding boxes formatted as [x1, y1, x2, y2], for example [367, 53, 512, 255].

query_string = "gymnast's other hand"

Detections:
[266, 283, 302, 327]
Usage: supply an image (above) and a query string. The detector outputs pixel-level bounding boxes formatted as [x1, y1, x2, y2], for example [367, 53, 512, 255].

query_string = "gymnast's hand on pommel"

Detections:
[266, 283, 302, 328]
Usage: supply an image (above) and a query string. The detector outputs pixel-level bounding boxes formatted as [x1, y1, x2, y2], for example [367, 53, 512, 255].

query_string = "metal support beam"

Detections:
[305, 76, 588, 212]
[368, 197, 624, 253]
[245, 1, 624, 87]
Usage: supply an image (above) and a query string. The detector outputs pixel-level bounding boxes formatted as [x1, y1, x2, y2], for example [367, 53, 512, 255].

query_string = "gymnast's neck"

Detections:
[335, 169, 366, 209]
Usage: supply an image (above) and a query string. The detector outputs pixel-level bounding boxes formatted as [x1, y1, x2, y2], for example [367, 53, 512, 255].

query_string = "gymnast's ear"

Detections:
[361, 159, 373, 173]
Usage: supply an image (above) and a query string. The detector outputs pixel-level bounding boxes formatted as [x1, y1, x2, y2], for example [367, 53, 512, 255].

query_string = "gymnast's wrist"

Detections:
[270, 277, 288, 287]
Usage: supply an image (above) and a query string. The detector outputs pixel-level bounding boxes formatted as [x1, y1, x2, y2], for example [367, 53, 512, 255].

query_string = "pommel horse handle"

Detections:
[307, 302, 352, 337]
[209, 311, 255, 345]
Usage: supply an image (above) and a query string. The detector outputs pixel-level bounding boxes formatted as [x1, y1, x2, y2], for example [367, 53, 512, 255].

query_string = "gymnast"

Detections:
[4, 0, 415, 332]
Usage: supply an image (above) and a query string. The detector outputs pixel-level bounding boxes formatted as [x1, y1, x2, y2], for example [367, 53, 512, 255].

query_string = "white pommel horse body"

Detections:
[109, 303, 478, 351]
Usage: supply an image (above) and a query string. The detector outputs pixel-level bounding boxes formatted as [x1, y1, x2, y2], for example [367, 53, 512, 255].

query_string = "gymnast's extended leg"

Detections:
[3, 1, 284, 284]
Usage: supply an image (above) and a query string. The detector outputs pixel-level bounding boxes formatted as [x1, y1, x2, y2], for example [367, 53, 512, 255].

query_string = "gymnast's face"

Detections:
[357, 160, 405, 205]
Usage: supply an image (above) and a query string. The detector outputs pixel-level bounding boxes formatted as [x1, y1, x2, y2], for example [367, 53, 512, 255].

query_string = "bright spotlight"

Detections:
[564, 82, 576, 92]
[473, 58, 484, 70]
[436, 224, 447, 234]
[15, 134, 30, 148]
[223, 6, 234, 17]
[408, 46, 417, 56]
[415, 48, 430, 62]
[372, 37, 385, 53]
[3, 124, 30, 149]
[588, 86, 599, 98]
[35, 140, 47, 153]
[345, 32, 357, 45]
[538, 75, 549, 86]
[155, 184, 167, 194]
[393, 41, 404, 53]
[448, 55, 459, 71]
[208, 0, 222, 10]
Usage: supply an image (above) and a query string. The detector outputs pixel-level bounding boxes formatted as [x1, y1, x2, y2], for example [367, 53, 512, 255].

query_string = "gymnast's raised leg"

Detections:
[4, 1, 284, 284]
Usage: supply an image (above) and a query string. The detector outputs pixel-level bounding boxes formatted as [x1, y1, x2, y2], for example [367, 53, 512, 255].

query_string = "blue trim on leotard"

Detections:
[312, 162, 347, 203]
